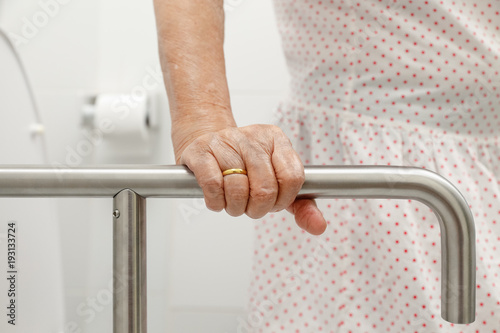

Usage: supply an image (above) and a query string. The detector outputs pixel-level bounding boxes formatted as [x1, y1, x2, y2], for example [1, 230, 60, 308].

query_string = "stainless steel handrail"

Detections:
[0, 165, 476, 328]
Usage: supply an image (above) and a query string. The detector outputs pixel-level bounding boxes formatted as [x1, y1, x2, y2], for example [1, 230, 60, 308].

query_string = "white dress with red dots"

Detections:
[246, 1, 500, 332]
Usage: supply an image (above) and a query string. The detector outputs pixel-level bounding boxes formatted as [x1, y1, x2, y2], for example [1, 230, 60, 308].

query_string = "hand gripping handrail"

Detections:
[0, 165, 476, 330]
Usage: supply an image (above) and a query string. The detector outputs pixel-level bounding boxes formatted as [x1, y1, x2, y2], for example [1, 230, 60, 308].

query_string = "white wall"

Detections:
[0, 0, 289, 332]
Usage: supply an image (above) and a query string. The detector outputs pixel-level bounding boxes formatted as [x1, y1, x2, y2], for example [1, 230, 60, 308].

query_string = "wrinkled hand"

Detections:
[177, 124, 327, 235]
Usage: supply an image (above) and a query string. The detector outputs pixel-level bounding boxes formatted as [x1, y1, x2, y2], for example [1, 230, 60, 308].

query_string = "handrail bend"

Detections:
[0, 165, 475, 323]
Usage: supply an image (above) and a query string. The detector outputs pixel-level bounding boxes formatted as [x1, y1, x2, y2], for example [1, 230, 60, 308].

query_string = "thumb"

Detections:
[286, 199, 327, 235]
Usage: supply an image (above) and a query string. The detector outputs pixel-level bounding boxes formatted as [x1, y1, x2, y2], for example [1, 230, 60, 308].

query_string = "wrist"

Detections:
[171, 107, 237, 163]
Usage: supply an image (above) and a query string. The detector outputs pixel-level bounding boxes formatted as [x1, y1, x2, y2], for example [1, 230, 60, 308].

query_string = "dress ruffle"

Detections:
[245, 103, 500, 332]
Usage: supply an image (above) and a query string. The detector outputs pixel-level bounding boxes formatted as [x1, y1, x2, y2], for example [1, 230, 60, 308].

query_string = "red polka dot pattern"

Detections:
[246, 1, 500, 332]
[274, 0, 500, 136]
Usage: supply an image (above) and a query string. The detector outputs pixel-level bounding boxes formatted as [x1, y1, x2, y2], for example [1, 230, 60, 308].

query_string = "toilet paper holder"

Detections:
[0, 165, 476, 331]
[80, 93, 159, 130]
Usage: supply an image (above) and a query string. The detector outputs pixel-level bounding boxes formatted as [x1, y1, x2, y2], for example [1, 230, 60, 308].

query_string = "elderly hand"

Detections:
[176, 124, 327, 235]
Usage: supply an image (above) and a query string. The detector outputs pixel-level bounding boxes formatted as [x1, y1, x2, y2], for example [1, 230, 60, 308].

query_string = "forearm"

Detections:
[153, 0, 236, 157]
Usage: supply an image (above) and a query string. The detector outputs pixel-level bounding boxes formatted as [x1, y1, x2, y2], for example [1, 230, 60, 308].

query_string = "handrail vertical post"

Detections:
[113, 189, 147, 333]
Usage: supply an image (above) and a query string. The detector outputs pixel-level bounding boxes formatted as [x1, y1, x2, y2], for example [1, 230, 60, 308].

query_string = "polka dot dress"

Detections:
[246, 1, 500, 332]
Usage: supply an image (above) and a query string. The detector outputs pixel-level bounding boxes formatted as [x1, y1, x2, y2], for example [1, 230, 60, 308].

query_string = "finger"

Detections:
[286, 199, 327, 235]
[180, 143, 225, 212]
[207, 132, 249, 217]
[271, 135, 305, 212]
[223, 173, 249, 216]
[243, 150, 279, 219]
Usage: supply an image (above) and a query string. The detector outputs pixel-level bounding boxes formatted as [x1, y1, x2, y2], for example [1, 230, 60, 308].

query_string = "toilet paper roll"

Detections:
[93, 93, 151, 157]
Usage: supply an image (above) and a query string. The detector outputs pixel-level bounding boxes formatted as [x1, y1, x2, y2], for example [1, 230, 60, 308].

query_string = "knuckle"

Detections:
[278, 163, 305, 184]
[179, 145, 197, 163]
[270, 125, 288, 138]
[218, 127, 238, 138]
[227, 189, 249, 203]
[281, 170, 305, 188]
[199, 176, 223, 195]
[188, 134, 212, 150]
[250, 186, 277, 203]
[205, 133, 223, 148]
[180, 138, 212, 163]
[268, 124, 282, 133]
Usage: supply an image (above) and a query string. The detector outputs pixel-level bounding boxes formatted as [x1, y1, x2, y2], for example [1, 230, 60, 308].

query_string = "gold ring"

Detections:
[222, 168, 247, 176]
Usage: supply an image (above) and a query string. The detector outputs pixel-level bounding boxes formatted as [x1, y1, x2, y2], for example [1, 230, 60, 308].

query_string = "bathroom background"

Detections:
[0, 0, 290, 332]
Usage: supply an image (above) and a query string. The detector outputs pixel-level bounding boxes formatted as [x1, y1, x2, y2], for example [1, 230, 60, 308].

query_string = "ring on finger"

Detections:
[222, 168, 247, 176]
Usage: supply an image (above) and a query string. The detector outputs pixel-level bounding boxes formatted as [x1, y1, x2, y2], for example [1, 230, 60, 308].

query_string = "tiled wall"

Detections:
[0, 0, 289, 332]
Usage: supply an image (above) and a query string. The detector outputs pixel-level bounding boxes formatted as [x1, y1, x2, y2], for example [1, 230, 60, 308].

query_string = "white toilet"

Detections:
[0, 37, 65, 332]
